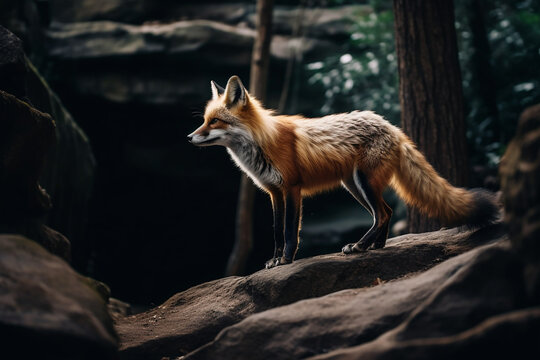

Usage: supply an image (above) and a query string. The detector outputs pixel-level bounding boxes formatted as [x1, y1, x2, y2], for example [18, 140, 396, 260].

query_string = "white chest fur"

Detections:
[227, 144, 283, 189]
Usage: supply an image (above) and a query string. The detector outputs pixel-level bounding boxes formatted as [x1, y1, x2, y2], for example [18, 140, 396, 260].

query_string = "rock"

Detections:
[108, 298, 132, 323]
[50, 0, 146, 23]
[166, 4, 369, 39]
[0, 25, 96, 266]
[45, 20, 339, 105]
[500, 103, 540, 302]
[184, 241, 521, 360]
[309, 307, 540, 360]
[0, 234, 118, 359]
[0, 88, 72, 261]
[25, 59, 96, 266]
[0, 25, 27, 99]
[19, 222, 72, 262]
[0, 90, 55, 220]
[47, 0, 368, 42]
[306, 246, 534, 360]
[116, 224, 505, 359]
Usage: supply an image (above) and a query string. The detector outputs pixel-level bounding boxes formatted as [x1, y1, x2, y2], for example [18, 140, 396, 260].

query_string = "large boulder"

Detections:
[0, 89, 72, 260]
[49, 0, 146, 23]
[0, 90, 54, 220]
[47, 0, 367, 40]
[500, 104, 540, 302]
[45, 19, 339, 106]
[116, 224, 504, 359]
[185, 241, 525, 360]
[0, 234, 117, 359]
[25, 59, 96, 267]
[0, 25, 95, 267]
[0, 25, 26, 99]
[310, 307, 540, 360]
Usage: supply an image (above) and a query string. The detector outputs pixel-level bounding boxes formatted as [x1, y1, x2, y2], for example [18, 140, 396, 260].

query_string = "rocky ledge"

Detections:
[115, 223, 532, 360]
[0, 235, 117, 359]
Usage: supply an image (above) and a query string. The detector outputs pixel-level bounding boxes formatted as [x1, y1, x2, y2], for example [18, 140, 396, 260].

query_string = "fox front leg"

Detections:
[266, 190, 285, 269]
[266, 187, 302, 268]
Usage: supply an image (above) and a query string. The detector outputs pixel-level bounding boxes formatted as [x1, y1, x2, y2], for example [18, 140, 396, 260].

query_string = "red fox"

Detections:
[188, 75, 498, 268]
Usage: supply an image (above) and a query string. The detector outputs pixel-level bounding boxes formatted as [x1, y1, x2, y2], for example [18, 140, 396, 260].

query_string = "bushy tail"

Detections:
[390, 136, 499, 228]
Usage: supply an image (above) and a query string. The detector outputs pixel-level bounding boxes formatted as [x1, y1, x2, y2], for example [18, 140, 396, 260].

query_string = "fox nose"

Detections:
[187, 134, 193, 142]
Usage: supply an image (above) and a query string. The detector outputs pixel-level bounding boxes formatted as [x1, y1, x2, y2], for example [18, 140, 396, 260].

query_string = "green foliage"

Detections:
[306, 8, 399, 123]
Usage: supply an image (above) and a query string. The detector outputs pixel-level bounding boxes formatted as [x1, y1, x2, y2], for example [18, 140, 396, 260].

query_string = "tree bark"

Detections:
[226, 0, 274, 276]
[393, 0, 468, 233]
[468, 0, 500, 144]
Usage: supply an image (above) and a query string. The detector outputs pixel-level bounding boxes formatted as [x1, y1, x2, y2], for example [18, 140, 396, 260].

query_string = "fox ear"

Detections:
[211, 80, 225, 100]
[224, 75, 248, 108]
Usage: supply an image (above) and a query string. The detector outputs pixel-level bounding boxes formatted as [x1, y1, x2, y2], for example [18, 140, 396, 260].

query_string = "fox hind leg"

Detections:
[342, 168, 392, 254]
[372, 201, 392, 249]
[342, 176, 374, 217]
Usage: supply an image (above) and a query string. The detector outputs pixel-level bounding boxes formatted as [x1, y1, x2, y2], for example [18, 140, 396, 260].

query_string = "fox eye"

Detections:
[209, 118, 219, 125]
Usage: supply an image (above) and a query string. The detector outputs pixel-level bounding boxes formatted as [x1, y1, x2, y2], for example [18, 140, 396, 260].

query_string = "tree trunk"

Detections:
[226, 0, 274, 276]
[393, 0, 468, 233]
[468, 0, 500, 144]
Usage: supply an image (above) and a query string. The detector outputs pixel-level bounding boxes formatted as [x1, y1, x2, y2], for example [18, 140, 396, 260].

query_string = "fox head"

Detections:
[188, 75, 256, 147]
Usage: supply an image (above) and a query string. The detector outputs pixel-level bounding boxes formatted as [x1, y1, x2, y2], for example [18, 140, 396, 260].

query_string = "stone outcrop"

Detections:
[0, 25, 95, 266]
[0, 89, 71, 259]
[116, 224, 505, 359]
[0, 24, 27, 99]
[186, 241, 525, 360]
[25, 60, 96, 264]
[0, 234, 117, 359]
[48, 0, 367, 39]
[44, 19, 340, 106]
[312, 307, 540, 360]
[0, 90, 55, 219]
[0, 26, 116, 360]
[43, 3, 369, 110]
[500, 103, 540, 302]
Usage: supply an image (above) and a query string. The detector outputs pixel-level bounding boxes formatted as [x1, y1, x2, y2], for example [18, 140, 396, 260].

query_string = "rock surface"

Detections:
[0, 25, 27, 99]
[116, 224, 505, 359]
[0, 89, 55, 220]
[500, 103, 540, 302]
[0, 89, 73, 261]
[25, 59, 96, 265]
[0, 234, 117, 359]
[45, 19, 339, 105]
[0, 25, 95, 267]
[310, 307, 540, 360]
[307, 247, 538, 360]
[48, 1, 367, 39]
[186, 241, 522, 360]
[50, 0, 146, 23]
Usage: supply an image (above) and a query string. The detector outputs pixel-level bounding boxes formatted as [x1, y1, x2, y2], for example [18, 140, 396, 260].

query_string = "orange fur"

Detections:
[390, 134, 474, 225]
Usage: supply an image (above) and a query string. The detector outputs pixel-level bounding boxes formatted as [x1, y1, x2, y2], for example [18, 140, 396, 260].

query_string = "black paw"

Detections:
[265, 258, 278, 269]
[265, 256, 292, 269]
[342, 243, 366, 254]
